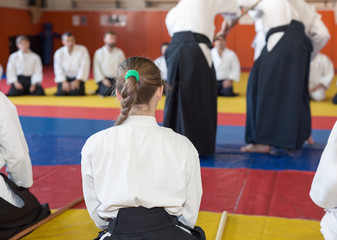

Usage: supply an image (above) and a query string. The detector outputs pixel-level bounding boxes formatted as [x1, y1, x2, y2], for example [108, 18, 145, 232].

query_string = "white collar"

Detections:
[122, 115, 158, 127]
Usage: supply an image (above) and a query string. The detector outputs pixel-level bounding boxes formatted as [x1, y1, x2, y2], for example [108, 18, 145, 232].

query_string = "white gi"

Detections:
[0, 92, 32, 207]
[239, 0, 330, 59]
[248, 9, 266, 60]
[154, 56, 168, 81]
[81, 115, 202, 230]
[54, 44, 90, 83]
[211, 47, 240, 82]
[309, 53, 334, 101]
[166, 0, 240, 67]
[6, 50, 43, 85]
[93, 46, 125, 83]
[310, 121, 337, 240]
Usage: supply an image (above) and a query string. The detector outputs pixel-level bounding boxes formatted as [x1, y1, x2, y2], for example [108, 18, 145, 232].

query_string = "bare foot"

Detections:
[305, 135, 314, 145]
[241, 144, 271, 153]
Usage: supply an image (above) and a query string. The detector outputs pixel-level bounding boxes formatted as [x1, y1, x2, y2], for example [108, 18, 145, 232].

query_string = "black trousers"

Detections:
[0, 173, 50, 240]
[164, 31, 217, 156]
[7, 75, 45, 96]
[217, 81, 237, 97]
[96, 77, 115, 96]
[94, 207, 205, 240]
[55, 77, 85, 96]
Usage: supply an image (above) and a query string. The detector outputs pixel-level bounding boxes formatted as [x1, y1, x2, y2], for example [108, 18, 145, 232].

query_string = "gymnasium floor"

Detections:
[1, 68, 337, 239]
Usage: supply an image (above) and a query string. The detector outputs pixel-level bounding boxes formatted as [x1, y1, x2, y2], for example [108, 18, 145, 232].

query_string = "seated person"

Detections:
[310, 121, 337, 240]
[93, 31, 125, 97]
[6, 36, 45, 96]
[81, 57, 204, 240]
[54, 32, 90, 96]
[309, 53, 334, 102]
[0, 92, 50, 239]
[211, 34, 240, 97]
[154, 42, 169, 81]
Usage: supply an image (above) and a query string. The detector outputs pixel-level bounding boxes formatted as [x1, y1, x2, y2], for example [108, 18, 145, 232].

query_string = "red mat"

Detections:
[5, 166, 320, 220]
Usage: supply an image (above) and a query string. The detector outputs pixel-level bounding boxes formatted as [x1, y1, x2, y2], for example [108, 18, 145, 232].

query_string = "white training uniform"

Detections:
[154, 56, 168, 81]
[248, 9, 266, 60]
[93, 46, 125, 83]
[309, 53, 334, 101]
[310, 121, 337, 240]
[211, 47, 241, 82]
[53, 44, 90, 83]
[0, 92, 32, 208]
[6, 50, 43, 85]
[166, 0, 240, 67]
[81, 115, 202, 230]
[239, 0, 330, 59]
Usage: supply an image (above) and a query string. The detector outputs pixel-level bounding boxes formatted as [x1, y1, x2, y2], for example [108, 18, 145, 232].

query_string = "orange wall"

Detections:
[0, 7, 336, 71]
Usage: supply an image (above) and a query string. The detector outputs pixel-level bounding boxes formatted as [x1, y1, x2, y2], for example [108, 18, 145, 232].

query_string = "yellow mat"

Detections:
[21, 210, 323, 240]
[8, 74, 337, 116]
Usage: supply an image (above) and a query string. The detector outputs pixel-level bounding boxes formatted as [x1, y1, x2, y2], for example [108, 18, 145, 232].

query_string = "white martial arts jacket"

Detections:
[6, 50, 43, 85]
[154, 56, 168, 81]
[166, 0, 240, 67]
[239, 0, 330, 59]
[211, 47, 240, 82]
[0, 92, 32, 207]
[93, 46, 125, 83]
[81, 116, 202, 230]
[310, 121, 337, 240]
[53, 44, 90, 83]
[309, 53, 334, 89]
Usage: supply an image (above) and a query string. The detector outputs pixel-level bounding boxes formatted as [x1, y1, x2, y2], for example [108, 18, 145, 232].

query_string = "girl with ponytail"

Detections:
[81, 57, 204, 240]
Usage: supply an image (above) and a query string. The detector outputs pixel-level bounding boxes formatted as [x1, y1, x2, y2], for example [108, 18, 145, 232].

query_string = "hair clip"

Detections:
[125, 70, 139, 82]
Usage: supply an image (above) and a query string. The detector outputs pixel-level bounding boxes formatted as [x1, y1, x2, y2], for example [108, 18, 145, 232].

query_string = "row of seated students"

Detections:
[1, 31, 336, 102]
[3, 31, 125, 97]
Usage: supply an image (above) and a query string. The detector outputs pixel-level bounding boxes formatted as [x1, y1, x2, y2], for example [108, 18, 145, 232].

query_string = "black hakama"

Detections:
[245, 20, 313, 150]
[164, 31, 217, 156]
[55, 76, 85, 96]
[0, 173, 50, 240]
[7, 76, 45, 96]
[94, 207, 205, 240]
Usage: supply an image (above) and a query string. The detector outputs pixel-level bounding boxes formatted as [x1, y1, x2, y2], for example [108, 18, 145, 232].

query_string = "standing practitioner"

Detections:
[54, 32, 90, 96]
[164, 0, 240, 156]
[0, 92, 50, 239]
[6, 36, 45, 96]
[82, 57, 204, 240]
[239, 0, 330, 153]
[93, 31, 125, 96]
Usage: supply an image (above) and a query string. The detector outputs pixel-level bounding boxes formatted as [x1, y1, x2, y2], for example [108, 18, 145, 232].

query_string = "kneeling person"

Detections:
[54, 32, 90, 96]
[0, 92, 50, 239]
[93, 31, 125, 96]
[6, 36, 45, 96]
[82, 57, 204, 240]
[211, 34, 240, 97]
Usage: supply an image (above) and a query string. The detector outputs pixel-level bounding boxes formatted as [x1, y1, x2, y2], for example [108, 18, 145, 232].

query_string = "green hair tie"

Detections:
[125, 70, 139, 82]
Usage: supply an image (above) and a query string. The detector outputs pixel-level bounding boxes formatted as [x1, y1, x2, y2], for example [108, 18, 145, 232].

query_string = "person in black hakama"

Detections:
[164, 0, 240, 156]
[239, 0, 330, 153]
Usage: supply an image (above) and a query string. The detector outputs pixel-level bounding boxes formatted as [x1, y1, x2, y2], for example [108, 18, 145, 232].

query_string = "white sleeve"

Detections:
[93, 50, 105, 83]
[310, 121, 337, 209]
[179, 144, 202, 228]
[308, 15, 330, 60]
[118, 50, 126, 67]
[6, 55, 18, 84]
[31, 55, 43, 85]
[81, 137, 108, 229]
[76, 47, 91, 82]
[54, 50, 66, 83]
[320, 55, 334, 88]
[0, 93, 33, 188]
[229, 52, 241, 82]
[217, 0, 241, 16]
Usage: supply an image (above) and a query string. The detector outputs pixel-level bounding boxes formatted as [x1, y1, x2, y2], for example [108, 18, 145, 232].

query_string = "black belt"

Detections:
[171, 31, 213, 49]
